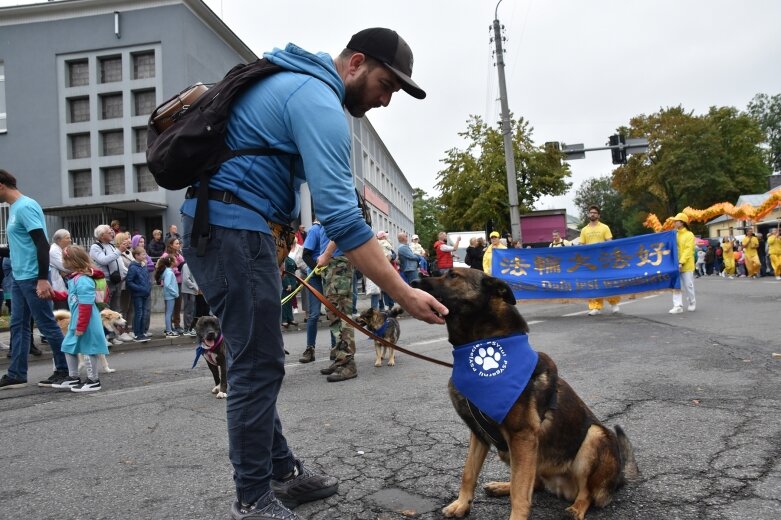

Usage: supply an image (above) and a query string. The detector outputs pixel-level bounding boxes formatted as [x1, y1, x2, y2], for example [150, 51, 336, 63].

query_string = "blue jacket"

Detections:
[125, 261, 151, 297]
[397, 244, 419, 272]
[181, 43, 373, 254]
[162, 268, 179, 300]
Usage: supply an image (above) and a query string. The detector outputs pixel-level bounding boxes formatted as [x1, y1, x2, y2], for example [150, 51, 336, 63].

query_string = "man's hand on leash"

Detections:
[397, 287, 448, 324]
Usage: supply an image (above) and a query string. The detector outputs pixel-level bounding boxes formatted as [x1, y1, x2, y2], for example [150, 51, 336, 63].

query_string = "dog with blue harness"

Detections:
[357, 306, 403, 367]
[412, 268, 639, 520]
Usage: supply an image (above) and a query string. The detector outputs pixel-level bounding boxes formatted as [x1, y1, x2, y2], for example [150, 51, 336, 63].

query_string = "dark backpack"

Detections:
[146, 58, 295, 253]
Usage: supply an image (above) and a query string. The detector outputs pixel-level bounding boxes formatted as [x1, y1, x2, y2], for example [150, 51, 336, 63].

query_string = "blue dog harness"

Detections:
[451, 333, 539, 423]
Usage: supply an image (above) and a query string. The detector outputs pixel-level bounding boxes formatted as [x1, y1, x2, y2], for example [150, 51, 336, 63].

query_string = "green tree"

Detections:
[612, 105, 770, 222]
[747, 93, 781, 173]
[572, 176, 634, 238]
[435, 115, 571, 232]
[412, 188, 443, 253]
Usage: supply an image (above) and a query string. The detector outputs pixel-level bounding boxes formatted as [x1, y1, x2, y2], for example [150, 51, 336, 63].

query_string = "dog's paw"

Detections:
[387, 358, 395, 366]
[211, 385, 220, 394]
[474, 346, 502, 371]
[216, 391, 227, 399]
[442, 499, 471, 518]
[374, 360, 382, 367]
[565, 505, 586, 520]
[484, 481, 511, 497]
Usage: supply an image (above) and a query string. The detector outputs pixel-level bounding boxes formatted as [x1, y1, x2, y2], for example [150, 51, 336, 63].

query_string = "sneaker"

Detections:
[133, 335, 151, 343]
[611, 305, 621, 314]
[29, 343, 43, 356]
[71, 378, 101, 392]
[299, 346, 315, 364]
[271, 459, 338, 509]
[38, 370, 69, 387]
[776, 276, 781, 281]
[687, 303, 696, 312]
[668, 306, 684, 314]
[111, 338, 124, 346]
[53, 375, 81, 389]
[185, 329, 197, 337]
[326, 361, 357, 383]
[231, 490, 301, 520]
[587, 309, 601, 316]
[0, 374, 28, 390]
[164, 330, 180, 337]
[174, 327, 184, 335]
[118, 332, 134, 342]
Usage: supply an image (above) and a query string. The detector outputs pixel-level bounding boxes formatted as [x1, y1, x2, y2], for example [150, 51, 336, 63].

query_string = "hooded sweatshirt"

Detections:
[180, 43, 373, 253]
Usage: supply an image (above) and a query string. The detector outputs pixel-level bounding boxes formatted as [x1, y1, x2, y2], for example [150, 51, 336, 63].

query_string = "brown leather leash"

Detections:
[293, 272, 453, 368]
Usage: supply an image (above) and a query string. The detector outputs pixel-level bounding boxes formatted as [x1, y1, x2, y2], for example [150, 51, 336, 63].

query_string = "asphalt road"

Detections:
[1, 276, 779, 520]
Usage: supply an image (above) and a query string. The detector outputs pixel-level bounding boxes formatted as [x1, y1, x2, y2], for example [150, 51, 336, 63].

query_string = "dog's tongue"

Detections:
[203, 338, 215, 348]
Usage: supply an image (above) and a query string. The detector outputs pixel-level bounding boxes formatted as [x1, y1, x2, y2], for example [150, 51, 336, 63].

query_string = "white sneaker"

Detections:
[687, 303, 696, 312]
[611, 305, 620, 314]
[587, 309, 601, 316]
[669, 306, 684, 314]
[776, 276, 781, 281]
[111, 338, 124, 346]
[118, 333, 134, 342]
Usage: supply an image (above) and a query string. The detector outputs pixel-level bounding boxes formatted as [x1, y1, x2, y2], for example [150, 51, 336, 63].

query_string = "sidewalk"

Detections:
[0, 292, 377, 368]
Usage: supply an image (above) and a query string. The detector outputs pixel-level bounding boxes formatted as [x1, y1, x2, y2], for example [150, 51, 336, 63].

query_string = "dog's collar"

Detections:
[451, 333, 538, 424]
[191, 334, 223, 369]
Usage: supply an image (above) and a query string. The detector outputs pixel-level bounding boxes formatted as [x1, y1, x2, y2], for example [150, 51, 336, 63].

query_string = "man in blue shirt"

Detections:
[180, 29, 447, 520]
[397, 232, 420, 283]
[0, 170, 69, 390]
[299, 220, 333, 364]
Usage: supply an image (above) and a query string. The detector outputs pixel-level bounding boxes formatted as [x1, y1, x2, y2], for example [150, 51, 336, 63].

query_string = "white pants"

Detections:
[672, 271, 696, 307]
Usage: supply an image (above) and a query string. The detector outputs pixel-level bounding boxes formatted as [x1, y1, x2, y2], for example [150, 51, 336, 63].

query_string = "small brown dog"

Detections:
[412, 269, 638, 520]
[54, 308, 121, 373]
[357, 307, 402, 367]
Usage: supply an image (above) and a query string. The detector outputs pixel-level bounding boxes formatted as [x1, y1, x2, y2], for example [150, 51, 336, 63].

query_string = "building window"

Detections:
[67, 97, 90, 123]
[67, 59, 89, 87]
[133, 89, 156, 116]
[0, 61, 5, 133]
[136, 164, 158, 192]
[134, 127, 148, 153]
[133, 52, 155, 79]
[102, 166, 125, 195]
[69, 133, 90, 159]
[70, 169, 92, 197]
[101, 130, 124, 156]
[99, 56, 122, 83]
[100, 93, 122, 119]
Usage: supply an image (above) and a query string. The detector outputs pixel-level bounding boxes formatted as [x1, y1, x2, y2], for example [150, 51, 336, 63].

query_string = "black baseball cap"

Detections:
[346, 27, 426, 100]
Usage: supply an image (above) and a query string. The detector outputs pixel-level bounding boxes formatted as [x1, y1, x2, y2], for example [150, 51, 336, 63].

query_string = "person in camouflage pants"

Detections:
[319, 256, 356, 382]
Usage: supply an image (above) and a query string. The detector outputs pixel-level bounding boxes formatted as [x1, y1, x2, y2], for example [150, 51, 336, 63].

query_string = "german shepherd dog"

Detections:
[412, 269, 639, 520]
[194, 315, 227, 399]
[357, 307, 403, 367]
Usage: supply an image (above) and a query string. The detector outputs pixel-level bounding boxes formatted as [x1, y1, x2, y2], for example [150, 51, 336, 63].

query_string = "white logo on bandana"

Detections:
[469, 341, 508, 377]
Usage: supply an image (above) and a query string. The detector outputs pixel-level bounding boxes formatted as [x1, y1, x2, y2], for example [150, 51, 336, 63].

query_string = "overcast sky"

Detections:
[5, 0, 781, 218]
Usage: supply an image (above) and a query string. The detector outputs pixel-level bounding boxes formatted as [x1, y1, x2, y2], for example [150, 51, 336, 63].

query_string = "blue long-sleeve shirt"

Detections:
[180, 43, 373, 254]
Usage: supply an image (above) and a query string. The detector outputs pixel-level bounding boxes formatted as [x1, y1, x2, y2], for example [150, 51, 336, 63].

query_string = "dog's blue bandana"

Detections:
[366, 317, 390, 340]
[192, 335, 223, 369]
[451, 333, 538, 423]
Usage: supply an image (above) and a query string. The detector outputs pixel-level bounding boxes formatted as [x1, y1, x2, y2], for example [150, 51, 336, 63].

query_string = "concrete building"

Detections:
[0, 0, 414, 247]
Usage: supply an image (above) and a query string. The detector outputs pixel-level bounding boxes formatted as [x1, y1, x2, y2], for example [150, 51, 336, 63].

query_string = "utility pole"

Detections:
[492, 0, 521, 243]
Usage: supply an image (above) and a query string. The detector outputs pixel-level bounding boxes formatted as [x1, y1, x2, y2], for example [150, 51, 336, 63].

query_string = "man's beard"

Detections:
[344, 71, 371, 118]
[589, 215, 598, 222]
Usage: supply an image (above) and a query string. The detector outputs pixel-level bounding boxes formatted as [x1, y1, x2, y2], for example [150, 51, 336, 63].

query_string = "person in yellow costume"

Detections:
[768, 226, 781, 280]
[482, 231, 506, 275]
[579, 205, 620, 315]
[742, 227, 761, 278]
[669, 213, 696, 313]
[721, 237, 735, 279]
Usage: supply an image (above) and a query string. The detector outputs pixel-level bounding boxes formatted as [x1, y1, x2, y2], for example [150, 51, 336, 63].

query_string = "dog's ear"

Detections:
[481, 276, 516, 306]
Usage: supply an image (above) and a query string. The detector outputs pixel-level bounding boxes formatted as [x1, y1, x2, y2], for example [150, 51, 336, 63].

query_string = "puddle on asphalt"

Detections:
[367, 487, 440, 515]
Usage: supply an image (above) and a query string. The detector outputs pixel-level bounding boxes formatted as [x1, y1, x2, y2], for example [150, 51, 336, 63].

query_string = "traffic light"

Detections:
[609, 134, 627, 165]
